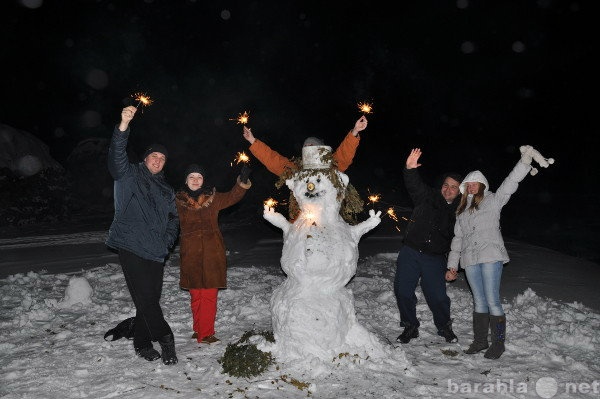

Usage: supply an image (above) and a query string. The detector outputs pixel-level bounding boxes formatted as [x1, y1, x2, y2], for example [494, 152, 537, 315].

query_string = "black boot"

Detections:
[484, 315, 506, 359]
[157, 333, 178, 365]
[396, 324, 419, 344]
[464, 312, 489, 354]
[437, 320, 458, 343]
[134, 344, 161, 361]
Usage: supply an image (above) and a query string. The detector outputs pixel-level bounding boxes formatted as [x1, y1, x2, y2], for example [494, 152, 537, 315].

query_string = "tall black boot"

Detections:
[484, 315, 506, 359]
[464, 312, 489, 354]
[157, 333, 178, 365]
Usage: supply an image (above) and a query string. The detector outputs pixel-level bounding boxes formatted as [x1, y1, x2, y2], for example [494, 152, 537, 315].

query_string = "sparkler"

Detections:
[232, 151, 250, 166]
[367, 193, 381, 205]
[230, 111, 250, 125]
[132, 92, 153, 109]
[357, 101, 373, 115]
[386, 207, 398, 222]
[264, 198, 278, 209]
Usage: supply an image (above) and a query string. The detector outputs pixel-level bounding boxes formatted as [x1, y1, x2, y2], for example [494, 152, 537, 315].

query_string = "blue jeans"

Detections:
[394, 245, 451, 330]
[464, 261, 504, 316]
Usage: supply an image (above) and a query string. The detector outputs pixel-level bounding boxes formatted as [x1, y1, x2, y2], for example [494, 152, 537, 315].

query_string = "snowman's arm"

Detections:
[263, 205, 291, 234]
[350, 209, 382, 241]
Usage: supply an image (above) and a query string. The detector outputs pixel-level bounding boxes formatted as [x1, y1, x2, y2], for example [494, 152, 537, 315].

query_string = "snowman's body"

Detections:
[264, 153, 385, 361]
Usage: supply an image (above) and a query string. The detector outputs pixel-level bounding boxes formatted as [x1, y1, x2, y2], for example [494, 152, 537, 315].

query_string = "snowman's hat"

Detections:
[302, 145, 332, 170]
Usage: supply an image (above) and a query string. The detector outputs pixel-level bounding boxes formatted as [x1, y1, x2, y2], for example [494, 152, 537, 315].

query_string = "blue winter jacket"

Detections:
[105, 126, 179, 262]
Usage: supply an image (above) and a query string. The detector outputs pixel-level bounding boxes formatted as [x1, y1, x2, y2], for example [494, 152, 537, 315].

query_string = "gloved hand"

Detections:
[520, 145, 534, 165]
[520, 145, 555, 175]
[240, 165, 252, 184]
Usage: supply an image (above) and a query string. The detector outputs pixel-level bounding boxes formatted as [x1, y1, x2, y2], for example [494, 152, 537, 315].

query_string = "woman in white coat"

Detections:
[445, 145, 551, 359]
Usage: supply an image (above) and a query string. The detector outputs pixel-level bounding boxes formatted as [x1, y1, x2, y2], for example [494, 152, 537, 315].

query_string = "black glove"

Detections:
[240, 165, 252, 184]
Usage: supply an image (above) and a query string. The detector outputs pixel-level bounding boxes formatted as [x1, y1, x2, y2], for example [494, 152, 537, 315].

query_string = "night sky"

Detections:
[2, 1, 597, 257]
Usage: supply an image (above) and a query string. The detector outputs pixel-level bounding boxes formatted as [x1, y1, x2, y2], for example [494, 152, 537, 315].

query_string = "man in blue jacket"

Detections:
[394, 148, 461, 344]
[106, 105, 179, 365]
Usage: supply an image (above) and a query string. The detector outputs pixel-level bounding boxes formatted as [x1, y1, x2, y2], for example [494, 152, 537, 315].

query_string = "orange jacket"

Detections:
[248, 131, 360, 176]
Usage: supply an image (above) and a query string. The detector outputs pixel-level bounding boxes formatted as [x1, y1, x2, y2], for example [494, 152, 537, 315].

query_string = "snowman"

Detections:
[263, 145, 388, 361]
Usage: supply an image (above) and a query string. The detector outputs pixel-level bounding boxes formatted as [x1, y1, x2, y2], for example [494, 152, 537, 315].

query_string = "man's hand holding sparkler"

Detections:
[351, 115, 368, 137]
[242, 126, 256, 145]
[119, 106, 137, 132]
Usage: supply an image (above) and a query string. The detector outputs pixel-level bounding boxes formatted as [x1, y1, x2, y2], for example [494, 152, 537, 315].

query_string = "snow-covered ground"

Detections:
[1, 216, 599, 398]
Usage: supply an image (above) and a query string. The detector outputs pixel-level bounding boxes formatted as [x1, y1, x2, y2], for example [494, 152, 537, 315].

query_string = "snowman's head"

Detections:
[286, 170, 349, 215]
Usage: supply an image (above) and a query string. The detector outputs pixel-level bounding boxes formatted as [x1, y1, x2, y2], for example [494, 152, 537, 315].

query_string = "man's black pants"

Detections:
[118, 249, 172, 347]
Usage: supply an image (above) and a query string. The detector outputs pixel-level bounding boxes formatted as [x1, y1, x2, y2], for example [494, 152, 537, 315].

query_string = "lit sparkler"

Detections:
[132, 92, 153, 109]
[357, 101, 373, 115]
[232, 151, 250, 165]
[386, 207, 398, 222]
[264, 198, 278, 208]
[230, 111, 250, 125]
[367, 191, 381, 206]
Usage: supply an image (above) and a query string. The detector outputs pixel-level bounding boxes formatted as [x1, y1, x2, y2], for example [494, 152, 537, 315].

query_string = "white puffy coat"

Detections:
[447, 160, 531, 270]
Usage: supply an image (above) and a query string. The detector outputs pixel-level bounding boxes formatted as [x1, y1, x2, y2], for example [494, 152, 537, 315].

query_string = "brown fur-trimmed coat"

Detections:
[175, 178, 251, 289]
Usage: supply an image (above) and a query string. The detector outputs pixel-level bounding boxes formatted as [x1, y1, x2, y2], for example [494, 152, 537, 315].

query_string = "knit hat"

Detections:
[143, 143, 168, 160]
[303, 136, 325, 147]
[435, 172, 462, 190]
[444, 172, 463, 185]
[184, 164, 205, 179]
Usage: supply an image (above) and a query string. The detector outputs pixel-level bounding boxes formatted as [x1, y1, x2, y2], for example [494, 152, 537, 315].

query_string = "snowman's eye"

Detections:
[317, 178, 321, 183]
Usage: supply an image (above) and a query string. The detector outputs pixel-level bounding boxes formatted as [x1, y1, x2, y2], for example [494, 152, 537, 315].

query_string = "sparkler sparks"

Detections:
[357, 101, 373, 114]
[132, 92, 153, 109]
[386, 207, 398, 222]
[230, 111, 250, 125]
[367, 193, 381, 205]
[264, 198, 278, 208]
[233, 151, 250, 165]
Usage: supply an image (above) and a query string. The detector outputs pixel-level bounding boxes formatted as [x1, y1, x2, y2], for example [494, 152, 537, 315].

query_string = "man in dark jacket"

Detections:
[394, 148, 461, 344]
[106, 105, 179, 365]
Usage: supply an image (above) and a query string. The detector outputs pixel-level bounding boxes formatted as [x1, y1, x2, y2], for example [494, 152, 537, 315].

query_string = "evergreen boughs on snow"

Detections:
[219, 330, 275, 379]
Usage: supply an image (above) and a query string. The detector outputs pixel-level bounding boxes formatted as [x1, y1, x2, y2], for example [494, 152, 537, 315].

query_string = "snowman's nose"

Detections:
[307, 182, 315, 192]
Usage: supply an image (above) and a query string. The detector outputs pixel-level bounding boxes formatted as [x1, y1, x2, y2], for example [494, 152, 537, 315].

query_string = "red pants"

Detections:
[189, 288, 218, 342]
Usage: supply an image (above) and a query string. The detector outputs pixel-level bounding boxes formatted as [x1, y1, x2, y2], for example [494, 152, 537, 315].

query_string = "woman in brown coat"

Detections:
[175, 164, 251, 344]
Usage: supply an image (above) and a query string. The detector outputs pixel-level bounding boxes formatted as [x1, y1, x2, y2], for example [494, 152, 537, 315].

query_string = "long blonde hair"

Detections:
[456, 182, 486, 215]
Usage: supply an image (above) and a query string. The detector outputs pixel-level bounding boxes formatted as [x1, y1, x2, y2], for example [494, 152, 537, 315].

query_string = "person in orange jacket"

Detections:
[242, 115, 368, 175]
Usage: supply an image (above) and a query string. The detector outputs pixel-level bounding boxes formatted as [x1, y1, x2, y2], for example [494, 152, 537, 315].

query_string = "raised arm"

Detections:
[108, 106, 137, 180]
[494, 152, 533, 208]
[243, 126, 295, 176]
[332, 116, 366, 172]
[403, 148, 435, 204]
